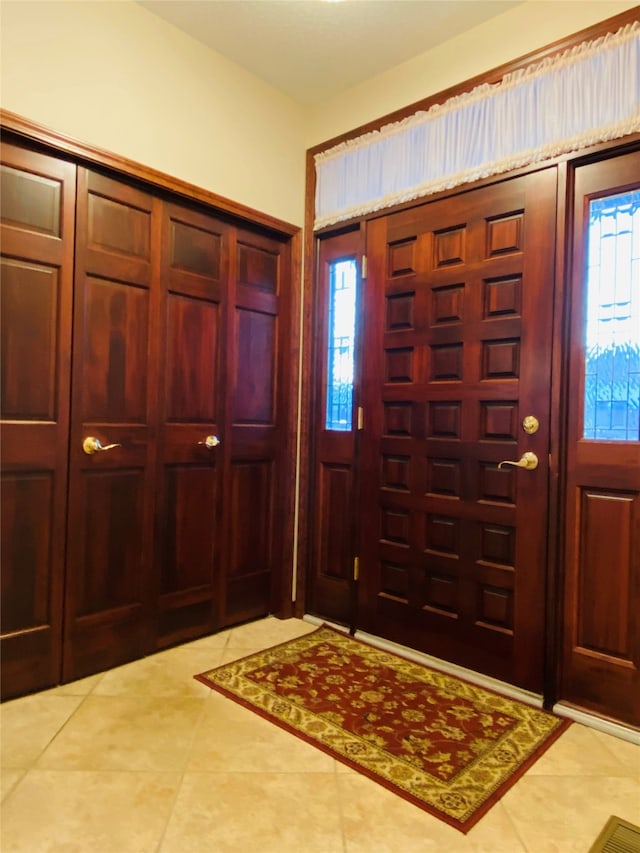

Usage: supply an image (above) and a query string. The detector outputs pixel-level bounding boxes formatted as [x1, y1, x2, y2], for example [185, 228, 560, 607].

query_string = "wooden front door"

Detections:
[63, 169, 161, 681]
[0, 144, 76, 699]
[358, 170, 557, 692]
[561, 148, 640, 726]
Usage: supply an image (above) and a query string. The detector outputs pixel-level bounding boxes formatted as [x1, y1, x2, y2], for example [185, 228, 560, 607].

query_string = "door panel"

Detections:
[63, 169, 160, 681]
[561, 150, 640, 726]
[359, 171, 557, 692]
[156, 203, 226, 647]
[307, 231, 361, 625]
[221, 229, 285, 625]
[0, 144, 75, 698]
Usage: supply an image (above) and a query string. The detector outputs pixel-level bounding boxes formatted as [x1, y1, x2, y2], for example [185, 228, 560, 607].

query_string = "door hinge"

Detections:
[357, 406, 364, 430]
[361, 254, 367, 279]
[353, 556, 360, 581]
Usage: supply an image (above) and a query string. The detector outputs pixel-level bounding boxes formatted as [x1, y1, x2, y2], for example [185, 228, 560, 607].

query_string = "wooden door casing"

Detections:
[561, 149, 640, 727]
[358, 170, 558, 692]
[62, 169, 161, 681]
[0, 144, 76, 699]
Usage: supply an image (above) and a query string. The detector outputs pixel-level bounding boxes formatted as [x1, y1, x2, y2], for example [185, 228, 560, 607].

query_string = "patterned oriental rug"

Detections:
[195, 625, 570, 833]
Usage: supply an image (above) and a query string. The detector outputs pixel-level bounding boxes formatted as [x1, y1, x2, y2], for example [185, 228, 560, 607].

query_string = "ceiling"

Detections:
[137, 0, 524, 105]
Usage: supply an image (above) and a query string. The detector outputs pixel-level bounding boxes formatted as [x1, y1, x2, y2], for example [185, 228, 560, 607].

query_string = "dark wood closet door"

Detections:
[0, 144, 76, 698]
[358, 170, 557, 692]
[62, 169, 161, 681]
[155, 202, 228, 647]
[220, 226, 287, 626]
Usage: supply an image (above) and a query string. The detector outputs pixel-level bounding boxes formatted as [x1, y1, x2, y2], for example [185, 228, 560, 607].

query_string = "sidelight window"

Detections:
[583, 189, 640, 441]
[325, 258, 357, 431]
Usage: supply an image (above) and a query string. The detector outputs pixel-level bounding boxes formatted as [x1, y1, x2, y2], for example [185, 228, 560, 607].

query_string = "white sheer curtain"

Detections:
[314, 22, 640, 230]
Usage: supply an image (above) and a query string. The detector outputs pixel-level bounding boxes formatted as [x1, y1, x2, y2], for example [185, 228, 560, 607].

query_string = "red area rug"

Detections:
[195, 625, 570, 833]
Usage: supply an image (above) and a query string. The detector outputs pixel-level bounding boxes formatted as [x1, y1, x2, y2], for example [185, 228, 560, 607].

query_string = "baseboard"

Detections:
[553, 702, 640, 745]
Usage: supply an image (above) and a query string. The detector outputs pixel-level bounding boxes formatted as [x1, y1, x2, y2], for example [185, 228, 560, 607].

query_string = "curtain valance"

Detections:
[314, 21, 640, 230]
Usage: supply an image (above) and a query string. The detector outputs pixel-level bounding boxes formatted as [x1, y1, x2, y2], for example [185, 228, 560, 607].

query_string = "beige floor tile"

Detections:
[179, 628, 233, 651]
[225, 616, 317, 648]
[592, 729, 640, 778]
[92, 645, 226, 698]
[187, 691, 334, 772]
[0, 692, 84, 769]
[525, 722, 636, 777]
[501, 775, 640, 852]
[338, 771, 527, 853]
[1, 769, 24, 803]
[160, 771, 345, 853]
[52, 672, 105, 695]
[36, 695, 206, 772]
[0, 769, 180, 853]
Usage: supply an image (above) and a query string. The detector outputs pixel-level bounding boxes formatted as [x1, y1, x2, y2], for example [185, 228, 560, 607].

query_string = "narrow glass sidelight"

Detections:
[583, 189, 640, 441]
[325, 258, 357, 431]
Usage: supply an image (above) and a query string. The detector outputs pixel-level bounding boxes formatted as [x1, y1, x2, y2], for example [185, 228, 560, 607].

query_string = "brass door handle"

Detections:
[498, 452, 538, 471]
[198, 435, 220, 449]
[82, 436, 122, 455]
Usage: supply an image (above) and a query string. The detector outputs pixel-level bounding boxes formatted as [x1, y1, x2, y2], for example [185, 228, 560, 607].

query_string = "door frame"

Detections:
[0, 109, 302, 623]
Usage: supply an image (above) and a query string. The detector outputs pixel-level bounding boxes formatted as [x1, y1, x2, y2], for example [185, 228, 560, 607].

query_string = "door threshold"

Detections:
[303, 613, 543, 709]
[553, 702, 640, 746]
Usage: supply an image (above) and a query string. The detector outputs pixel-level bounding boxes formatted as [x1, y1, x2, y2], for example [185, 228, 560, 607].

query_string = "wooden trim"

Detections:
[0, 109, 299, 239]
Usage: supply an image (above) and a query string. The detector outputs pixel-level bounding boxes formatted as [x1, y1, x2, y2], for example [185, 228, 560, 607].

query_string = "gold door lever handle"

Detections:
[498, 451, 538, 471]
[82, 436, 122, 455]
[198, 435, 220, 449]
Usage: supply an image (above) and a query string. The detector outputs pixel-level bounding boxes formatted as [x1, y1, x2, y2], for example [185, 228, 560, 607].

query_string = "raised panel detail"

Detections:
[484, 276, 522, 318]
[386, 292, 414, 330]
[238, 242, 278, 293]
[432, 284, 464, 324]
[486, 213, 523, 257]
[428, 402, 461, 438]
[482, 339, 520, 379]
[77, 470, 145, 617]
[83, 278, 149, 422]
[385, 347, 413, 383]
[170, 220, 221, 278]
[1, 472, 52, 632]
[166, 294, 218, 422]
[433, 226, 465, 267]
[228, 461, 272, 576]
[478, 586, 513, 631]
[1, 259, 57, 420]
[1, 165, 61, 236]
[478, 463, 515, 505]
[431, 343, 463, 381]
[425, 514, 459, 555]
[381, 508, 410, 546]
[88, 194, 150, 259]
[234, 308, 275, 424]
[159, 465, 217, 594]
[577, 490, 637, 659]
[426, 458, 461, 497]
[480, 402, 518, 441]
[388, 239, 415, 276]
[383, 403, 412, 437]
[425, 574, 458, 615]
[317, 464, 353, 581]
[380, 561, 409, 602]
[381, 454, 411, 492]
[480, 524, 515, 568]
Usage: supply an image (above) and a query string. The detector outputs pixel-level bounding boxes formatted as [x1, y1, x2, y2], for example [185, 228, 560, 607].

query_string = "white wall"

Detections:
[306, 0, 638, 148]
[0, 0, 307, 225]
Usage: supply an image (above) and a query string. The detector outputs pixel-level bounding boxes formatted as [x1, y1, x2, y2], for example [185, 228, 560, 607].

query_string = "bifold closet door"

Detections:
[62, 169, 161, 682]
[0, 144, 76, 699]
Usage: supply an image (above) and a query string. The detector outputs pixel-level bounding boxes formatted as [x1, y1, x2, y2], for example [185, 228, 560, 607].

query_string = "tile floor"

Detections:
[1, 616, 638, 852]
